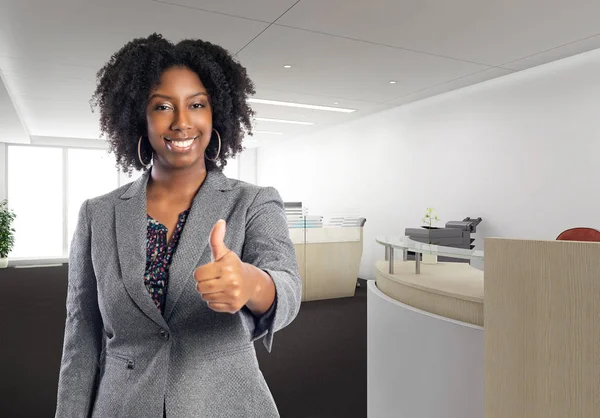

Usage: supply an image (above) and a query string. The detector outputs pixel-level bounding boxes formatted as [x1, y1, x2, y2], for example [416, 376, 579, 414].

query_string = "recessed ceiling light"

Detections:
[254, 130, 284, 135]
[333, 101, 339, 105]
[389, 80, 397, 84]
[255, 117, 314, 126]
[249, 98, 355, 113]
[283, 65, 292, 69]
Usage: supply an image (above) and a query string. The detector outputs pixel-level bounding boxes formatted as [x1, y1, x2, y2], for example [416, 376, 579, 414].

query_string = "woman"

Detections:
[55, 33, 302, 418]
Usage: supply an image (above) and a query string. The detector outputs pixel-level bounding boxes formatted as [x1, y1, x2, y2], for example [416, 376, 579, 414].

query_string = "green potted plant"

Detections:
[421, 207, 440, 264]
[0, 199, 16, 268]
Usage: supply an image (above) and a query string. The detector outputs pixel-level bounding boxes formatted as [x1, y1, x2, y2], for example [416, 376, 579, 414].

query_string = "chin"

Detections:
[164, 154, 205, 170]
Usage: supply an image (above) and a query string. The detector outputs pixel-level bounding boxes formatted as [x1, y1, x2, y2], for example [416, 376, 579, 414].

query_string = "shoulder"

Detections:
[85, 179, 141, 214]
[225, 177, 283, 206]
[89, 182, 131, 205]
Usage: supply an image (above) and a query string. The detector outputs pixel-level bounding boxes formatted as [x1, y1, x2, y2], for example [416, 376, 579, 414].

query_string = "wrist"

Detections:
[243, 262, 275, 316]
[244, 262, 261, 300]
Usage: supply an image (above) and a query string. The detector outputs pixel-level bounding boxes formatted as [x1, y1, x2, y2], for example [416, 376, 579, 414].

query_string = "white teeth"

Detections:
[168, 137, 195, 148]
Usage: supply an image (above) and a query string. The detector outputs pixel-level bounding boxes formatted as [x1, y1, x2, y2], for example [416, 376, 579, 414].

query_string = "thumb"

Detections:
[209, 219, 228, 262]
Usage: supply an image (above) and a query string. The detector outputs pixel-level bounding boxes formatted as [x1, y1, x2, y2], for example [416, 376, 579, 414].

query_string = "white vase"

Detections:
[422, 253, 438, 264]
[0, 258, 7, 268]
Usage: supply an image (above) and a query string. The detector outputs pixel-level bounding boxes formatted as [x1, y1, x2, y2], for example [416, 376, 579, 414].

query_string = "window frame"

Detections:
[6, 142, 120, 260]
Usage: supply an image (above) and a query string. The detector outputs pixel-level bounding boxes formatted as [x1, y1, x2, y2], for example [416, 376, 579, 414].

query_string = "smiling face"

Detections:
[146, 66, 213, 172]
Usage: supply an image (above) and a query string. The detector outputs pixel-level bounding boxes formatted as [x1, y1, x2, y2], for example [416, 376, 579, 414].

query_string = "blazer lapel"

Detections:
[163, 170, 231, 321]
[115, 170, 169, 329]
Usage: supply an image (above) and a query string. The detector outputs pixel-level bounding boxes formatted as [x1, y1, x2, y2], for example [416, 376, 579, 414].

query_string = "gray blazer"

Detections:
[55, 169, 302, 417]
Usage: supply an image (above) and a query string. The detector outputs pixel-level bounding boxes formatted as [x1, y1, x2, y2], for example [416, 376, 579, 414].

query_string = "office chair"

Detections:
[556, 227, 600, 242]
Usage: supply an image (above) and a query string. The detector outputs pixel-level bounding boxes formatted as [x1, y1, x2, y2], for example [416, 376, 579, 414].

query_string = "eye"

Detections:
[155, 104, 172, 111]
[191, 103, 205, 109]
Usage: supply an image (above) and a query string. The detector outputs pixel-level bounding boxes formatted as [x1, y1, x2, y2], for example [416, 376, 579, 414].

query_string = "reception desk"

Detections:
[370, 236, 600, 418]
[369, 237, 484, 418]
[375, 260, 483, 326]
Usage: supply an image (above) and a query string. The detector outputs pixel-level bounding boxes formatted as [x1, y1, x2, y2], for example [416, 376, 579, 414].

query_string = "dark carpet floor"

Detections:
[255, 279, 367, 418]
[0, 265, 367, 418]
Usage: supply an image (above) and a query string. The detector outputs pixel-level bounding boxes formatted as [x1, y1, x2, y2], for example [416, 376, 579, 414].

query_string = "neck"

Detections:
[148, 162, 208, 201]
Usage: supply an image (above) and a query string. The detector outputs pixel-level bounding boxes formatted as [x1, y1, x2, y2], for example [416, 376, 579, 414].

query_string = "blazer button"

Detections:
[159, 329, 170, 340]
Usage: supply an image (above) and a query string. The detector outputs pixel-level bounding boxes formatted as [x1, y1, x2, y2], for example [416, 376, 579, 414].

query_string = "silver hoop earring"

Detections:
[205, 129, 222, 162]
[138, 136, 152, 169]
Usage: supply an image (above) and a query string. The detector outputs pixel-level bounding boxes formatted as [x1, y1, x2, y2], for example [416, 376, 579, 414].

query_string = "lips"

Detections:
[164, 136, 198, 152]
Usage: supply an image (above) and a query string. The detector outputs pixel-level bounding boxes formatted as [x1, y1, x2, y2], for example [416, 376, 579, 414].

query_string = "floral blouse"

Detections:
[144, 209, 191, 315]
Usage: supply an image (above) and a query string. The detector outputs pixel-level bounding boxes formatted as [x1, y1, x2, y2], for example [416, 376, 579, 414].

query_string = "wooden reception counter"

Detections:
[370, 236, 600, 418]
[369, 237, 485, 418]
[375, 260, 483, 326]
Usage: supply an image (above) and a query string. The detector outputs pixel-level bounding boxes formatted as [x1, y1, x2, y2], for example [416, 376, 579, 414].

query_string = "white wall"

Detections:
[257, 48, 600, 280]
[238, 148, 257, 184]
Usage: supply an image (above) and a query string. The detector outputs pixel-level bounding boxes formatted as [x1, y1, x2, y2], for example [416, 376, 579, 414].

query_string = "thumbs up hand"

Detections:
[193, 219, 257, 314]
[209, 219, 228, 262]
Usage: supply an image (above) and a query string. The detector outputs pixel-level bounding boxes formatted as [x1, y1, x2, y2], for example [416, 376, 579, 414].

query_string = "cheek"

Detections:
[196, 112, 213, 142]
[194, 110, 213, 128]
[146, 113, 165, 133]
[196, 133, 210, 152]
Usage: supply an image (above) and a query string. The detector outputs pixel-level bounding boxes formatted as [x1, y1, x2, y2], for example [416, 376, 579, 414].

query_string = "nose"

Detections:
[171, 109, 192, 132]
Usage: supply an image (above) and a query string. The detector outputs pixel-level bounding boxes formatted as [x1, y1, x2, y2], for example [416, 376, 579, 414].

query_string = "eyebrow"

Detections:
[148, 92, 208, 101]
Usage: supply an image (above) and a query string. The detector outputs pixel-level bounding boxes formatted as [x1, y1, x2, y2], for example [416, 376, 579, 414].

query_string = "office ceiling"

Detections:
[1, 0, 600, 148]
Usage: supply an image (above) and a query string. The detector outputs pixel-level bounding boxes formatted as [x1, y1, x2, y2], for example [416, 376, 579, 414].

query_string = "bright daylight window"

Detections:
[67, 148, 119, 251]
[7, 145, 120, 259]
[8, 146, 63, 258]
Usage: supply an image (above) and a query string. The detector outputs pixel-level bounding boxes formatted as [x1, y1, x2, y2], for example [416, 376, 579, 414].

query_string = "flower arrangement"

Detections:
[421, 207, 440, 245]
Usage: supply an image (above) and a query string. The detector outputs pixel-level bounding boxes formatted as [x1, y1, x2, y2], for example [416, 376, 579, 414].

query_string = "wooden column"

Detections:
[484, 238, 600, 418]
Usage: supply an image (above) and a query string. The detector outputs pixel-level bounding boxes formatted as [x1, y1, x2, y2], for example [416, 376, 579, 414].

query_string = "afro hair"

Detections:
[90, 33, 255, 173]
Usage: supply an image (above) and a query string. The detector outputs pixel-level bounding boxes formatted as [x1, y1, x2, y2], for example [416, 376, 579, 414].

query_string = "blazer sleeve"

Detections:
[241, 186, 302, 352]
[55, 199, 103, 417]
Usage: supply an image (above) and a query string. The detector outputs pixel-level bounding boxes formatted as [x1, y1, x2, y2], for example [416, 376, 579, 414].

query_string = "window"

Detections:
[6, 145, 123, 259]
[8, 146, 63, 258]
[222, 157, 239, 180]
[67, 148, 119, 250]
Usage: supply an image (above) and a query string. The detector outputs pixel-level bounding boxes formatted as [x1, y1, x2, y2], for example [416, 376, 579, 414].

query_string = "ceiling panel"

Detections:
[0, 0, 268, 140]
[0, 0, 267, 68]
[0, 56, 97, 82]
[501, 34, 600, 71]
[1, 0, 598, 148]
[144, 0, 299, 23]
[250, 96, 387, 122]
[386, 68, 515, 107]
[16, 96, 101, 139]
[250, 118, 317, 141]
[237, 25, 490, 104]
[0, 75, 29, 143]
[249, 87, 392, 141]
[2, 73, 95, 102]
[277, 0, 600, 66]
[1, 71, 100, 138]
[253, 87, 384, 109]
[252, 103, 344, 125]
